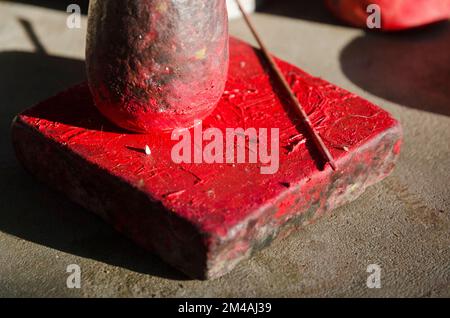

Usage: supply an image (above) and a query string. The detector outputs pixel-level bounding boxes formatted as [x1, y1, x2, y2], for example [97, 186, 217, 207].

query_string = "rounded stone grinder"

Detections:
[86, 0, 229, 132]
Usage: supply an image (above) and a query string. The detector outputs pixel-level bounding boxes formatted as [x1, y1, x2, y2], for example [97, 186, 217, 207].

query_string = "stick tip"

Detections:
[329, 160, 337, 171]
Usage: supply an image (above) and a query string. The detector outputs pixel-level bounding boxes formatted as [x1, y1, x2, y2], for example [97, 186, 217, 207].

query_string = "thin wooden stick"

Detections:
[235, 0, 337, 171]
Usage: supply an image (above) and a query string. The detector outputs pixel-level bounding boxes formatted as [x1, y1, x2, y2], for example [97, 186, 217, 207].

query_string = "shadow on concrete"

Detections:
[340, 22, 450, 117]
[10, 0, 89, 14]
[257, 0, 344, 27]
[0, 19, 187, 281]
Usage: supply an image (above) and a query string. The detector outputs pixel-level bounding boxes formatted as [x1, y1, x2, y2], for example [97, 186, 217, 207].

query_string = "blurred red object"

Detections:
[325, 0, 450, 30]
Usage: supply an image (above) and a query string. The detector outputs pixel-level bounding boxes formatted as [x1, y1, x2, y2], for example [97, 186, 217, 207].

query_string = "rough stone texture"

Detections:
[0, 1, 449, 296]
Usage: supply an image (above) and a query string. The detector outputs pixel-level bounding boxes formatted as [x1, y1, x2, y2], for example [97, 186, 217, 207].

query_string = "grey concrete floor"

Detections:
[0, 1, 449, 297]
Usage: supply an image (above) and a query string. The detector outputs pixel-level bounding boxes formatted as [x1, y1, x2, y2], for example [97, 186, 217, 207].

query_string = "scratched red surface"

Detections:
[13, 38, 402, 278]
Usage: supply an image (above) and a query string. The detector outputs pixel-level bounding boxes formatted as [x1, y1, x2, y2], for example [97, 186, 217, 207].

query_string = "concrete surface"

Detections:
[0, 1, 449, 297]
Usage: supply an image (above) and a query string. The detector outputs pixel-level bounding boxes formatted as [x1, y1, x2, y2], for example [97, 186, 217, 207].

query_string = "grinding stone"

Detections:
[11, 38, 402, 279]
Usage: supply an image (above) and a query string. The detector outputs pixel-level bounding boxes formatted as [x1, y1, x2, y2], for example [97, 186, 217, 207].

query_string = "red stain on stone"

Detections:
[12, 38, 402, 279]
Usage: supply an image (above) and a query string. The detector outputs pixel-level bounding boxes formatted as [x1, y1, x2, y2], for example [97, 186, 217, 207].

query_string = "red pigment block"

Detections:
[12, 38, 402, 279]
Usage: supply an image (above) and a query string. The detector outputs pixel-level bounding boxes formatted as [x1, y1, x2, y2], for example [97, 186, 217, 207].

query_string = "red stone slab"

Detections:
[11, 38, 402, 279]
